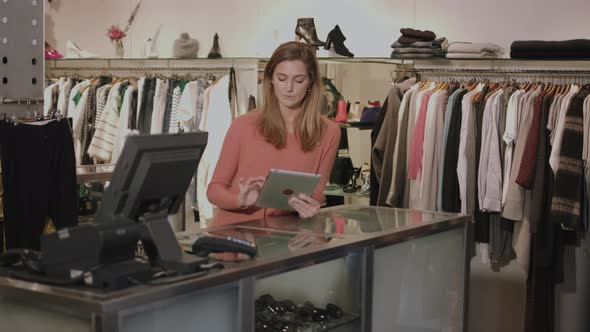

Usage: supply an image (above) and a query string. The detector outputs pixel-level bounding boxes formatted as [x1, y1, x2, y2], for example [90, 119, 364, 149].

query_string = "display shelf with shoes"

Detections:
[44, 42, 63, 60]
[325, 25, 354, 58]
[295, 17, 325, 47]
[255, 294, 359, 332]
[65, 40, 99, 59]
[324, 186, 369, 198]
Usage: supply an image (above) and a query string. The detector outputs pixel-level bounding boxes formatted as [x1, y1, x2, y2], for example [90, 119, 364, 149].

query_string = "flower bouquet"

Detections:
[106, 0, 143, 58]
[107, 25, 127, 58]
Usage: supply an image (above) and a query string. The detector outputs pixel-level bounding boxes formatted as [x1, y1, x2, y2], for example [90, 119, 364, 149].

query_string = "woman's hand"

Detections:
[288, 193, 321, 218]
[236, 176, 265, 209]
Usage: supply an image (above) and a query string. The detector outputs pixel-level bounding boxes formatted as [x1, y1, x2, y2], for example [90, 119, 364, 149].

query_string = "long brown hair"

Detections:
[258, 41, 324, 152]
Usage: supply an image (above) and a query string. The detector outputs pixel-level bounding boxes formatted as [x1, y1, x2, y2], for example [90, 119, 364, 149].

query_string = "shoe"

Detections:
[347, 102, 362, 122]
[144, 25, 161, 58]
[207, 33, 222, 59]
[324, 25, 353, 57]
[360, 164, 370, 195]
[66, 40, 98, 58]
[295, 18, 325, 46]
[45, 42, 63, 59]
[334, 100, 348, 123]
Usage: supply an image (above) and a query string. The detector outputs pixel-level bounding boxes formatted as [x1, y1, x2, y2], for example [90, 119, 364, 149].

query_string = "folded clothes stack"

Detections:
[444, 42, 504, 58]
[510, 39, 590, 59]
[390, 28, 447, 58]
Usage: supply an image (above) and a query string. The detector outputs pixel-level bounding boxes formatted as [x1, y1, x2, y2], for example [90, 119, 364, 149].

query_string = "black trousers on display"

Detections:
[0, 120, 78, 250]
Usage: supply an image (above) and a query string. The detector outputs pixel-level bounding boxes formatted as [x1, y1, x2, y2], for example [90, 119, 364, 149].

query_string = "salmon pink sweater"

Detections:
[207, 111, 341, 226]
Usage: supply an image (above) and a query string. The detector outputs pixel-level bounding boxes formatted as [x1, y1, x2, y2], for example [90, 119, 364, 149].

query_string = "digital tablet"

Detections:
[255, 169, 321, 211]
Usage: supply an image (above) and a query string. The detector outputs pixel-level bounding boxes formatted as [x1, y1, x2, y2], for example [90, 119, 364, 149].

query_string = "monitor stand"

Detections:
[140, 216, 207, 274]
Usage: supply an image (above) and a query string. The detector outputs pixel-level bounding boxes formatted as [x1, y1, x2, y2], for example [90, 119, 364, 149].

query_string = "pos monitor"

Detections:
[41, 132, 209, 285]
[95, 132, 209, 271]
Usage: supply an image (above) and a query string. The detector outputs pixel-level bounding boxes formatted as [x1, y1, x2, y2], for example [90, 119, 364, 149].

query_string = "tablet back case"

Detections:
[255, 169, 321, 211]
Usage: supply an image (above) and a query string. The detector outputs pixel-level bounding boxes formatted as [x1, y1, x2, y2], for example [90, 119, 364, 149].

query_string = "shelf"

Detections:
[324, 187, 369, 198]
[45, 58, 260, 73]
[310, 313, 359, 332]
[256, 312, 359, 332]
[46, 57, 590, 65]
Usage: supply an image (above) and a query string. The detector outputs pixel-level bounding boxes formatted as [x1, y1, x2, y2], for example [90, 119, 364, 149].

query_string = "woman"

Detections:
[207, 41, 341, 226]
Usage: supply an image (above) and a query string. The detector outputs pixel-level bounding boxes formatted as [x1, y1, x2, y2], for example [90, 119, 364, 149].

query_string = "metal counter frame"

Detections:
[0, 206, 470, 332]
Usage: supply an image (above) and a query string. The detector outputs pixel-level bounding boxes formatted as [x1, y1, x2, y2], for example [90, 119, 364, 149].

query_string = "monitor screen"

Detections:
[95, 132, 208, 223]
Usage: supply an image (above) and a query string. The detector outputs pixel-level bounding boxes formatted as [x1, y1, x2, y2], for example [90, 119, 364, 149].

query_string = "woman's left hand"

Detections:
[288, 193, 321, 219]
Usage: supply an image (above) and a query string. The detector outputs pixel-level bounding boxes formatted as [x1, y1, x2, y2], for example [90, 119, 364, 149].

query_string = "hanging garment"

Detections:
[386, 85, 420, 207]
[150, 79, 170, 134]
[167, 84, 182, 134]
[57, 78, 73, 116]
[137, 78, 156, 134]
[372, 78, 416, 206]
[440, 89, 467, 213]
[457, 83, 484, 214]
[112, 86, 138, 164]
[43, 82, 60, 116]
[177, 80, 207, 133]
[419, 89, 448, 210]
[551, 86, 590, 230]
[197, 76, 232, 224]
[162, 80, 179, 134]
[88, 82, 124, 163]
[0, 120, 77, 250]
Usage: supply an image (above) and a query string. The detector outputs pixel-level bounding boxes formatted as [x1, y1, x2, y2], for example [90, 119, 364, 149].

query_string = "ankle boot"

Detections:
[324, 25, 354, 57]
[207, 33, 222, 59]
[295, 18, 325, 46]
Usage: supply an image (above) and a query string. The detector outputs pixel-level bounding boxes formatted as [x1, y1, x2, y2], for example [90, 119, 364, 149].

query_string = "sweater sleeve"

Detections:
[206, 120, 242, 210]
[311, 122, 341, 203]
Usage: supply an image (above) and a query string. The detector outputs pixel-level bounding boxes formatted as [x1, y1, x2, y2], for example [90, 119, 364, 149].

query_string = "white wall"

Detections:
[46, 0, 590, 59]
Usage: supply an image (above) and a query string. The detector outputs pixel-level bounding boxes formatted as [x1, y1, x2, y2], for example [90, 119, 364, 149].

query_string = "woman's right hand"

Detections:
[236, 176, 266, 209]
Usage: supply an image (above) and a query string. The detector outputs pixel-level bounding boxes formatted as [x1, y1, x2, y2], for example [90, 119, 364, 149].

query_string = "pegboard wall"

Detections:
[0, 0, 44, 115]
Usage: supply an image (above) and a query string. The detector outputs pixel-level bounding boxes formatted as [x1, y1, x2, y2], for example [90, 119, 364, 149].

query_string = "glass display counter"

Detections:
[0, 206, 469, 332]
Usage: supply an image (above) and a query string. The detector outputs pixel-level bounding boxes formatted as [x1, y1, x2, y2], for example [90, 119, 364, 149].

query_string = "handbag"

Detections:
[329, 156, 354, 186]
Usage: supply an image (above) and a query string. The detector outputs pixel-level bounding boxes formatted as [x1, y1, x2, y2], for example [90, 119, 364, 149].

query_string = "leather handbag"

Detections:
[329, 156, 354, 185]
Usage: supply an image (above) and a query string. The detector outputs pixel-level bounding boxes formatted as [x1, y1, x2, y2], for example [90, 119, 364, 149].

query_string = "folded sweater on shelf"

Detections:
[391, 38, 448, 49]
[399, 28, 436, 41]
[447, 42, 504, 54]
[392, 47, 436, 54]
[390, 52, 439, 59]
[511, 39, 590, 58]
[445, 52, 503, 58]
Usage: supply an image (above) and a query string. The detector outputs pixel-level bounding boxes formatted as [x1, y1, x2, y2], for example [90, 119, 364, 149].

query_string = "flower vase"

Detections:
[113, 39, 125, 58]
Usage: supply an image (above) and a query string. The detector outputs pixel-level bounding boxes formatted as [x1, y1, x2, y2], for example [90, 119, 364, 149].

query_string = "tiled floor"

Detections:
[468, 253, 527, 332]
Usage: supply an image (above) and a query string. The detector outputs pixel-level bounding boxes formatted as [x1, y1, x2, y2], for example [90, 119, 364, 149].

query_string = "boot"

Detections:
[207, 33, 222, 59]
[324, 25, 354, 57]
[295, 18, 325, 46]
[334, 100, 348, 123]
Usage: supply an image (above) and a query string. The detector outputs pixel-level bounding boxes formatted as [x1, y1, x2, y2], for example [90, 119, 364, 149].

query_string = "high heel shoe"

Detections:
[44, 42, 63, 59]
[144, 25, 161, 58]
[324, 25, 354, 57]
[66, 40, 98, 58]
[207, 33, 222, 59]
[295, 18, 325, 47]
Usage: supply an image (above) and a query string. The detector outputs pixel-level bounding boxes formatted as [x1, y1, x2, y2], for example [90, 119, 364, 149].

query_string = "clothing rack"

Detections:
[45, 59, 257, 78]
[0, 97, 45, 105]
[393, 67, 590, 83]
